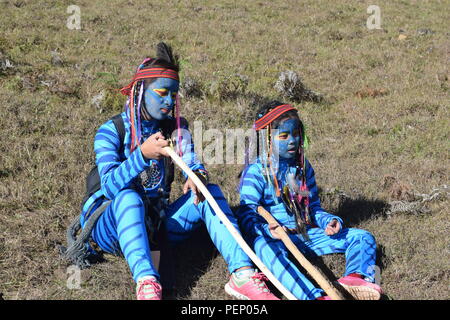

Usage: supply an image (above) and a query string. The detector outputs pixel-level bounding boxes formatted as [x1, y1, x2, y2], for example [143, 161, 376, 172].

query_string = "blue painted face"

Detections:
[143, 77, 179, 120]
[272, 118, 301, 160]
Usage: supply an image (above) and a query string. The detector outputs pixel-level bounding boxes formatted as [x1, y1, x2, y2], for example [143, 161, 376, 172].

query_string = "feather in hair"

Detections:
[156, 42, 176, 65]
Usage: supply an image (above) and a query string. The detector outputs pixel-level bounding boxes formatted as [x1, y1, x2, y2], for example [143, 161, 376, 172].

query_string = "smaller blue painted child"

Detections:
[235, 100, 383, 300]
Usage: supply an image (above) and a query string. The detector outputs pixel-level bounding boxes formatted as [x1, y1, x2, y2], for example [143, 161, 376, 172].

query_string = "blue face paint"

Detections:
[143, 77, 179, 120]
[272, 118, 301, 160]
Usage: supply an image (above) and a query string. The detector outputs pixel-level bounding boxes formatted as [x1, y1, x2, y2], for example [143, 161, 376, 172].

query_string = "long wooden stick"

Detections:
[163, 146, 297, 300]
[257, 206, 346, 300]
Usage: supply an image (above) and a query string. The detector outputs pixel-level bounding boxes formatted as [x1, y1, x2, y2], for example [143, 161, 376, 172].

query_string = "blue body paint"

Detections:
[272, 118, 301, 160]
[144, 78, 179, 120]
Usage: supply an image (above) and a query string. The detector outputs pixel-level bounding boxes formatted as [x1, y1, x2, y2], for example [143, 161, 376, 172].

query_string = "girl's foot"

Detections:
[136, 276, 163, 300]
[225, 269, 280, 300]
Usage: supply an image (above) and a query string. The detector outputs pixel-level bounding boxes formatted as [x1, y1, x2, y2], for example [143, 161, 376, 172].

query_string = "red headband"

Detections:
[254, 104, 296, 130]
[120, 67, 180, 96]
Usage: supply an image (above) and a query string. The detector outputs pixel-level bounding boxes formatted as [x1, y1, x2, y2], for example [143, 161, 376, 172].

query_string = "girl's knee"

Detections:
[112, 189, 146, 222]
[254, 236, 285, 256]
[114, 189, 144, 208]
[349, 228, 376, 244]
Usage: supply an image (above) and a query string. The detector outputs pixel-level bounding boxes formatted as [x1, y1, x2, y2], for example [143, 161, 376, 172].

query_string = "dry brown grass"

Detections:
[0, 0, 448, 300]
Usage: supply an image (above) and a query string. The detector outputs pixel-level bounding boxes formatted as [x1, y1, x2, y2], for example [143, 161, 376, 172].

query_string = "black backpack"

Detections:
[80, 114, 176, 209]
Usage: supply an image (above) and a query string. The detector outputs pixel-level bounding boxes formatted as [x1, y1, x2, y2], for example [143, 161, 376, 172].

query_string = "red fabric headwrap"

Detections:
[254, 104, 296, 130]
[120, 67, 180, 96]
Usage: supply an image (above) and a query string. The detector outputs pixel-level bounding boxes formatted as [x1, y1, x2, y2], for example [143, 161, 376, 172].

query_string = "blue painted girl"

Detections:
[79, 43, 278, 300]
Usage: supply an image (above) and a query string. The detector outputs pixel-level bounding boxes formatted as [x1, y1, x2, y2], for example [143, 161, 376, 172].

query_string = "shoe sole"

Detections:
[339, 283, 381, 300]
[224, 283, 250, 300]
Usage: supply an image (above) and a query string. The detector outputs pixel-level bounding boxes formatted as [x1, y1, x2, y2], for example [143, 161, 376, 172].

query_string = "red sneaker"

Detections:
[316, 295, 332, 300]
[225, 271, 280, 300]
[136, 276, 162, 300]
[338, 275, 382, 300]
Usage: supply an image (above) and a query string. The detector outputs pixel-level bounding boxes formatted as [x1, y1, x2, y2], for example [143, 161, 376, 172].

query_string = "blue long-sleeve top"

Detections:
[235, 157, 343, 239]
[80, 111, 205, 227]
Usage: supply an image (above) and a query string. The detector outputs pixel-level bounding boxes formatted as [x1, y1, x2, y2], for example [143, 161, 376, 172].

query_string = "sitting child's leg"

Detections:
[299, 228, 377, 279]
[91, 188, 160, 298]
[298, 227, 382, 299]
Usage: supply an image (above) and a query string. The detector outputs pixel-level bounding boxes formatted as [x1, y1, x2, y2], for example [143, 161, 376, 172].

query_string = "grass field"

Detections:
[0, 0, 448, 300]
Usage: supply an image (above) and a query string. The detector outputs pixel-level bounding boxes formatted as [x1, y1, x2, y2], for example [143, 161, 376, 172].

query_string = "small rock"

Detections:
[91, 90, 106, 109]
[274, 70, 323, 102]
[0, 51, 15, 75]
[2, 59, 13, 69]
[179, 77, 203, 98]
[417, 28, 434, 36]
[39, 80, 53, 87]
[51, 50, 64, 66]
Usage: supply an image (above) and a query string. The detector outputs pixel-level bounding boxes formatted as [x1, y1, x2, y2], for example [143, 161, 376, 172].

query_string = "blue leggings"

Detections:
[90, 184, 252, 282]
[251, 227, 377, 300]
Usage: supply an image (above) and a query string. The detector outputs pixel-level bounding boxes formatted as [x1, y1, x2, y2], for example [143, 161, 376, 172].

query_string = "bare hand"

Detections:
[183, 178, 205, 205]
[325, 219, 341, 236]
[269, 223, 288, 240]
[140, 132, 169, 160]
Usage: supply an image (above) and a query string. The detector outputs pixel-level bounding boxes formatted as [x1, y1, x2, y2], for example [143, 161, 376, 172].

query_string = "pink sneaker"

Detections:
[338, 275, 382, 300]
[225, 270, 280, 300]
[136, 276, 162, 300]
